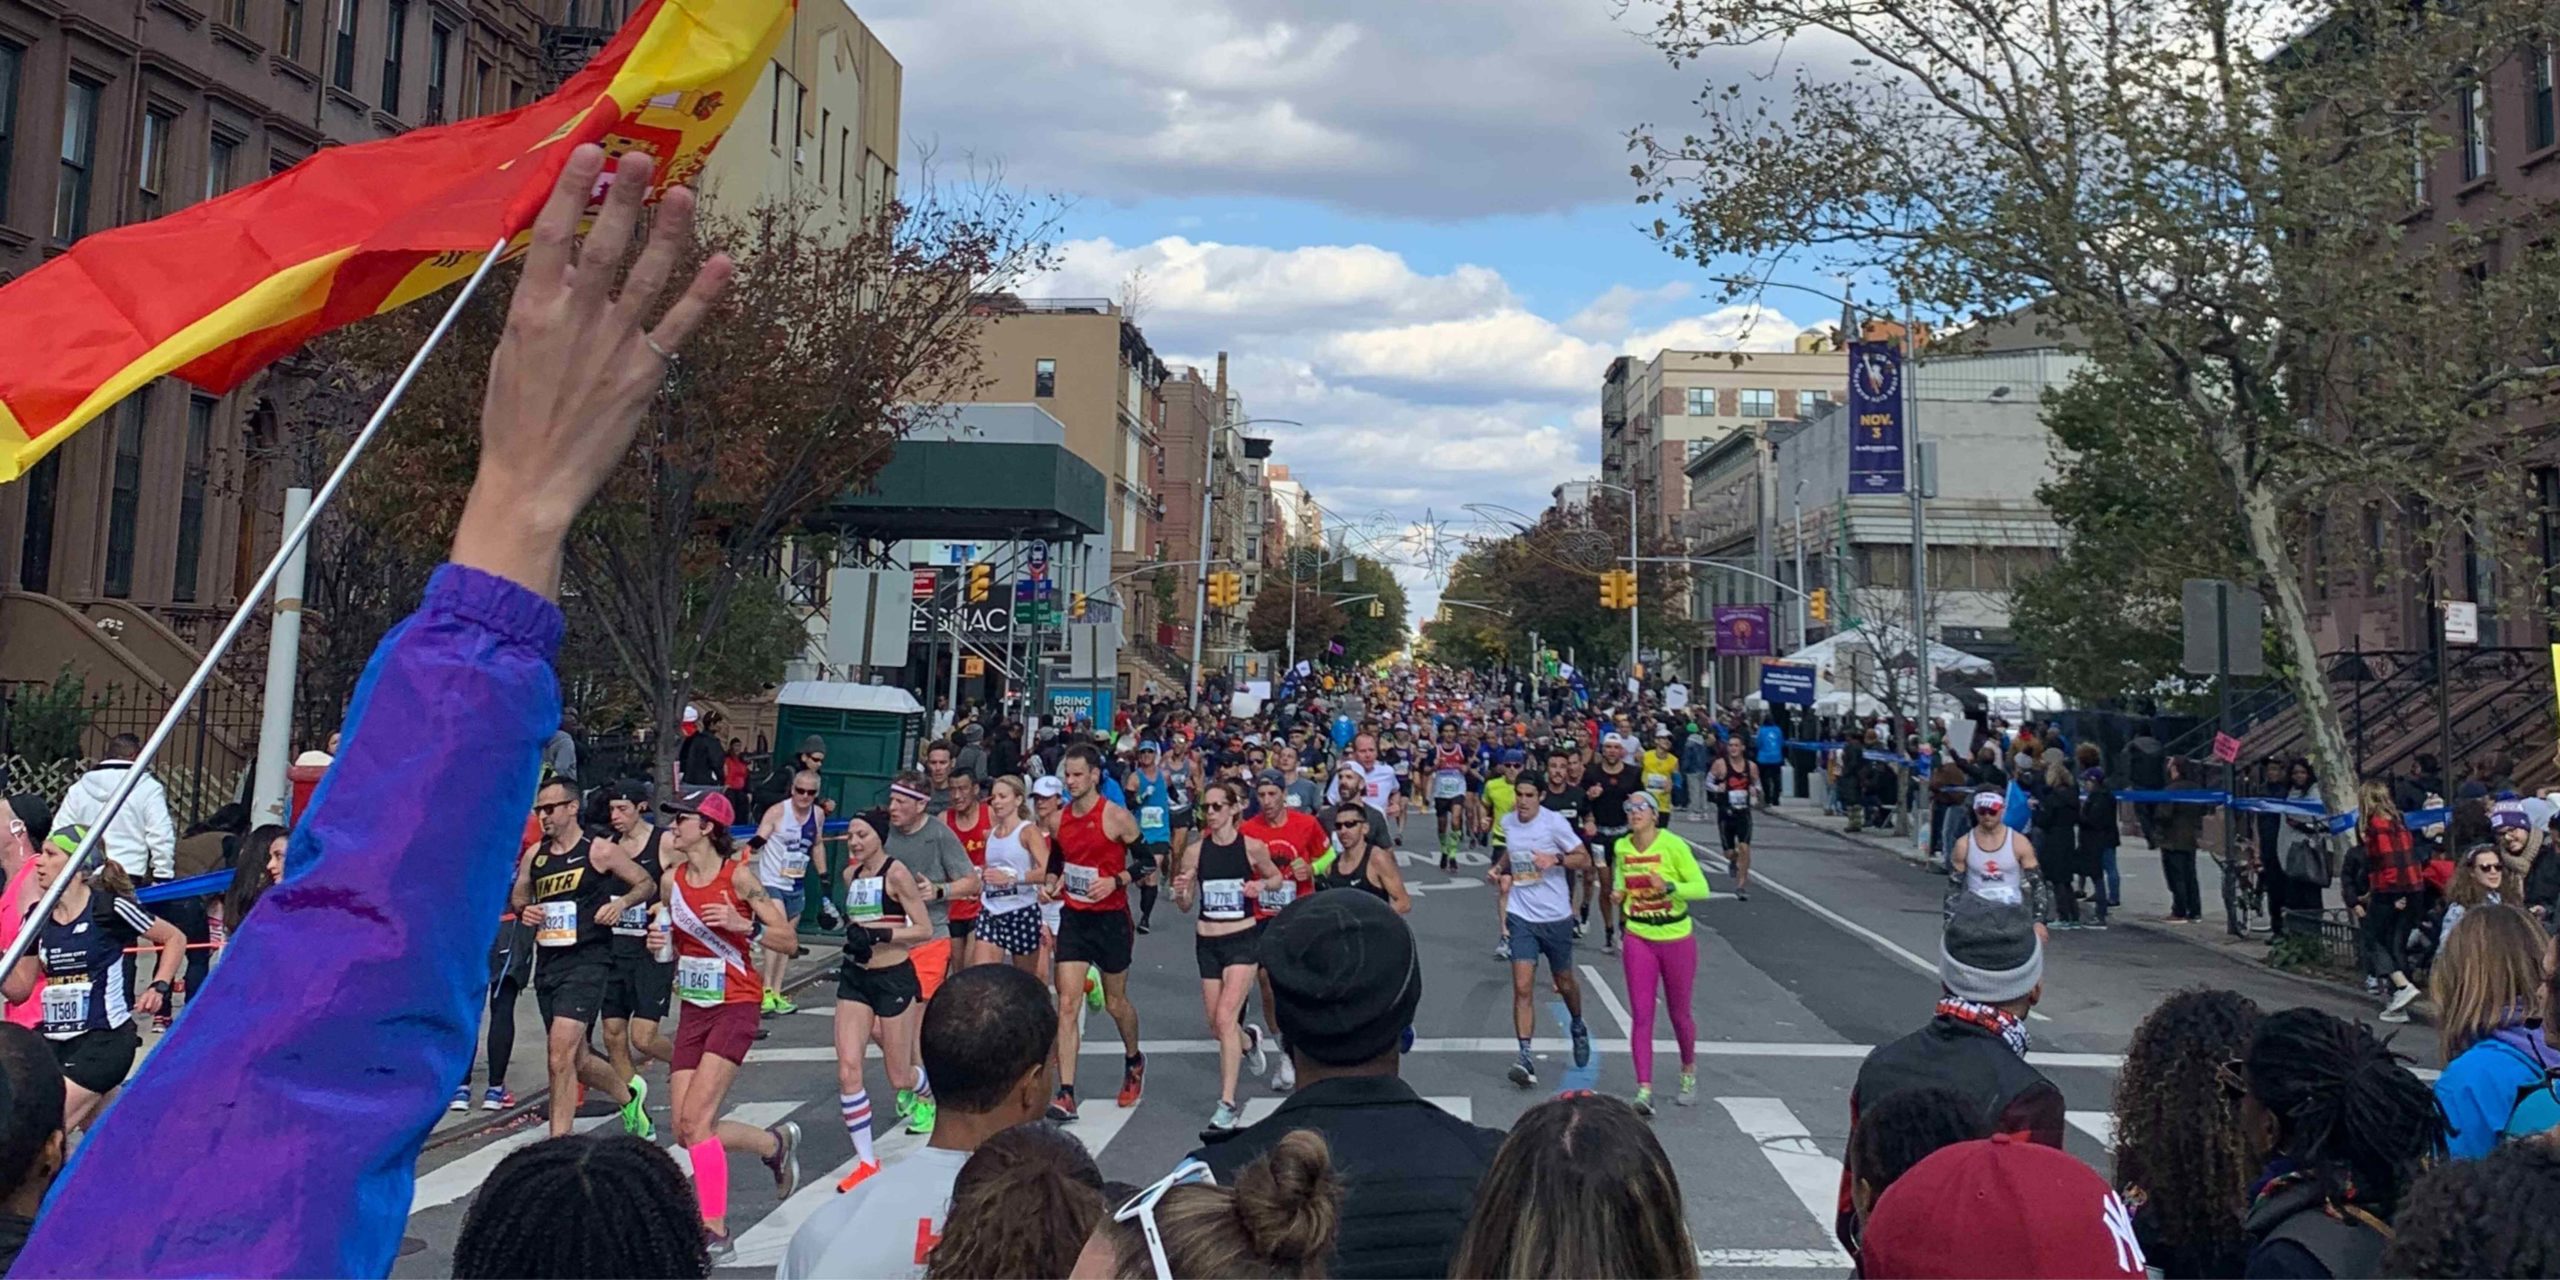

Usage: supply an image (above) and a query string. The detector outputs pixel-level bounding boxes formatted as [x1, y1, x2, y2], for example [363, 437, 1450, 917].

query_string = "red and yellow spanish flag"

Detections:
[0, 0, 791, 482]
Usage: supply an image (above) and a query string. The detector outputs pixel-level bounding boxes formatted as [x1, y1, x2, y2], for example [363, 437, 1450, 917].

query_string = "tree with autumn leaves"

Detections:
[1420, 504, 1696, 675]
[281, 178, 1060, 787]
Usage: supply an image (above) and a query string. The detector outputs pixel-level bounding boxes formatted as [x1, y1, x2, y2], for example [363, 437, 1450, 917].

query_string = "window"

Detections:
[2412, 123, 2430, 205]
[1684, 387, 1712, 416]
[791, 79, 805, 165]
[174, 397, 212, 603]
[817, 108, 828, 183]
[769, 65, 783, 149]
[54, 76, 100, 242]
[472, 58, 489, 114]
[1739, 388, 1778, 417]
[2534, 45, 2556, 153]
[17, 451, 58, 594]
[2460, 80, 2489, 182]
[137, 108, 171, 219]
[0, 43, 19, 214]
[424, 24, 449, 121]
[331, 0, 359, 92]
[836, 129, 848, 200]
[206, 132, 237, 200]
[281, 0, 305, 61]
[1035, 358, 1056, 398]
[104, 387, 151, 599]
[380, 0, 406, 113]
[1808, 389, 1834, 413]
[223, 0, 250, 27]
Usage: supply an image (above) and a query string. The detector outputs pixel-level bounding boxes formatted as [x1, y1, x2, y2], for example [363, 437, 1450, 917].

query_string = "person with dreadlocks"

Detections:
[2110, 988, 2264, 1278]
[2231, 1007, 2445, 1278]
[452, 1134, 707, 1279]
[1, 827, 186, 1132]
[2377, 1138, 2560, 1278]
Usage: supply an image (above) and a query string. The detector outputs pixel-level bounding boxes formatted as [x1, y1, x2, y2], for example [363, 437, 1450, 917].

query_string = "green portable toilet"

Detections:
[773, 681, 926, 815]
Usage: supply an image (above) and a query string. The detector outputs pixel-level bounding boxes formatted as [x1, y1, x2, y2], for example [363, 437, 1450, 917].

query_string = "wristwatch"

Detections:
[149, 980, 174, 997]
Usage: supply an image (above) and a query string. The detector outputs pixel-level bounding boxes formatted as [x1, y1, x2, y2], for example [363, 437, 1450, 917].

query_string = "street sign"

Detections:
[1759, 662, 1815, 706]
[946, 543, 975, 566]
[2444, 600, 2479, 645]
[1713, 604, 1774, 657]
[1026, 539, 1049, 569]
[911, 569, 939, 601]
[1847, 341, 1907, 495]
[2212, 732, 2243, 764]
[2180, 579, 2265, 677]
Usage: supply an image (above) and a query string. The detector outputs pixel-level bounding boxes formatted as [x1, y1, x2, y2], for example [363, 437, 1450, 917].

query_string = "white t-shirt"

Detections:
[1498, 807, 1582, 924]
[1326, 762, 1399, 809]
[781, 1145, 970, 1279]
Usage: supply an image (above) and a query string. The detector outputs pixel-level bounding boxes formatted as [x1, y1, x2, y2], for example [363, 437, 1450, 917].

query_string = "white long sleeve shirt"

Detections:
[50, 761, 178, 881]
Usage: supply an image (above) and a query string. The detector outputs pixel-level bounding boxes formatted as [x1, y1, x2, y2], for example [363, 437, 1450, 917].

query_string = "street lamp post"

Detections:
[1587, 480, 1640, 687]
[1188, 416, 1302, 707]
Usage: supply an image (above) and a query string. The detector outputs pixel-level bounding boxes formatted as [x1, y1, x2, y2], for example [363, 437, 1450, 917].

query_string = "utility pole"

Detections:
[1903, 292, 1929, 742]
[1188, 420, 1218, 708]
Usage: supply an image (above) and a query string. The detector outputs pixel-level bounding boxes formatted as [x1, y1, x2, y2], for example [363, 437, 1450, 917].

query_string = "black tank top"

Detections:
[1195, 830, 1252, 922]
[1318, 843, 1391, 903]
[529, 837, 615, 951]
[610, 828, 665, 948]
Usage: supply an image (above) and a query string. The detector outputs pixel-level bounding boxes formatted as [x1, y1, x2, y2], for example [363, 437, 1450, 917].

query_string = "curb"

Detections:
[1757, 808, 2383, 1003]
[423, 948, 843, 1153]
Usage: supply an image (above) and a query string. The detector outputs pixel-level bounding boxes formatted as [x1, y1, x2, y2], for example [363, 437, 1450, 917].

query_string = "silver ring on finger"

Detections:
[644, 334, 677, 363]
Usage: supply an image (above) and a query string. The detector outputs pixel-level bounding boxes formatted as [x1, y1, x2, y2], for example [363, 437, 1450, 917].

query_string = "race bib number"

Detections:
[1264, 879, 1298, 909]
[844, 876, 886, 921]
[614, 899, 650, 935]
[1064, 864, 1100, 898]
[1433, 773, 1465, 800]
[675, 955, 727, 1007]
[536, 900, 581, 947]
[40, 979, 88, 1032]
[1645, 772, 1670, 794]
[1285, 794, 1304, 809]
[1508, 848, 1544, 882]
[781, 846, 809, 879]
[1726, 787, 1750, 809]
[1140, 805, 1167, 831]
[1201, 878, 1247, 919]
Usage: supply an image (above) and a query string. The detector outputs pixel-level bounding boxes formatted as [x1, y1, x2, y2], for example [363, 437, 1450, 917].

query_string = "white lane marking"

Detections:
[2067, 1110, 2117, 1150]
[1237, 1095, 1472, 1127]
[1716, 1097, 1857, 1271]
[665, 1102, 805, 1176]
[1578, 963, 1635, 1039]
[1700, 1248, 1856, 1269]
[728, 1090, 1138, 1270]
[412, 1115, 610, 1214]
[735, 1040, 2124, 1065]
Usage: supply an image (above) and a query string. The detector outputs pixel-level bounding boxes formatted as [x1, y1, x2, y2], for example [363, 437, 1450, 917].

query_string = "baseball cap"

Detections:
[661, 791, 735, 828]
[1031, 776, 1065, 799]
[1859, 1134, 2146, 1278]
[1136, 741, 1160, 755]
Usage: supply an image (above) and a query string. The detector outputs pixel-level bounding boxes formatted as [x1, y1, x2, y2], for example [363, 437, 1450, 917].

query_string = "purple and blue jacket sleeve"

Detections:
[14, 564, 562, 1278]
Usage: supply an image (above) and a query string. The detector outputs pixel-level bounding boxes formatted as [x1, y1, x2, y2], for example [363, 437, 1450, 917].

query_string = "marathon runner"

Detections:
[1244, 771, 1324, 1092]
[1950, 790, 2050, 920]
[830, 810, 933, 1193]
[1315, 800, 1411, 911]
[1173, 779, 1285, 1131]
[1708, 735, 1760, 900]
[1491, 772, 1592, 1088]
[880, 772, 980, 1136]
[1482, 749, 1524, 959]
[599, 787, 675, 1104]
[940, 769, 993, 963]
[1127, 742, 1174, 934]
[968, 776, 1050, 972]
[646, 793, 801, 1263]
[750, 770, 826, 1015]
[1047, 744, 1146, 1123]
[5, 826, 185, 1131]
[1614, 791, 1707, 1114]
[508, 775, 655, 1139]
[1430, 726, 1471, 870]
[1580, 734, 1644, 954]
[1161, 738, 1201, 925]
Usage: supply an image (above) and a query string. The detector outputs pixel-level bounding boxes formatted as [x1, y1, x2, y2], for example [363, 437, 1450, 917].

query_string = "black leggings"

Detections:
[2361, 893, 2416, 980]
[2161, 849, 2201, 920]
[2041, 858, 2079, 923]
[486, 977, 525, 1088]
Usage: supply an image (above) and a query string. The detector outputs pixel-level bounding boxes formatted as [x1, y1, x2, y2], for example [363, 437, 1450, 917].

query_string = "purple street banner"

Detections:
[1849, 340, 1906, 495]
[1714, 604, 1775, 656]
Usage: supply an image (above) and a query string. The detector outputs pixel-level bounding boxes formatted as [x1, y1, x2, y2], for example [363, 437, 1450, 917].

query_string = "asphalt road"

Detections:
[395, 805, 2430, 1277]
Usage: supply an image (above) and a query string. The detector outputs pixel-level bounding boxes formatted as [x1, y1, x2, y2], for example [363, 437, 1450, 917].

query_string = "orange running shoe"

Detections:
[1117, 1055, 1146, 1108]
[835, 1159, 882, 1194]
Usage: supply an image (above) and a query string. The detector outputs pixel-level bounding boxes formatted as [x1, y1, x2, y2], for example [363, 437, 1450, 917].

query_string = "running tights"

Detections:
[1138, 879, 1159, 925]
[486, 978, 524, 1087]
[1622, 932, 1698, 1087]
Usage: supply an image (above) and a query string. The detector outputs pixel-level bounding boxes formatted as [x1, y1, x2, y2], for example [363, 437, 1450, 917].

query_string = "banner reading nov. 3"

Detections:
[0, 0, 793, 482]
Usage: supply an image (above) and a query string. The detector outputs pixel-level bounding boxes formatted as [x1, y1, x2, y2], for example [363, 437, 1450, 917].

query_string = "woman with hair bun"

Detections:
[1072, 1129, 1342, 1278]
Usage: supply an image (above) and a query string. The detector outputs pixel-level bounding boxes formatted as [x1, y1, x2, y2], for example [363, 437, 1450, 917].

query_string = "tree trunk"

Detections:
[2231, 460, 2358, 819]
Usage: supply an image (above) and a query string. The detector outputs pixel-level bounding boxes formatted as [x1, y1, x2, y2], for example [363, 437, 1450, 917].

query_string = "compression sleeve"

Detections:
[15, 564, 561, 1278]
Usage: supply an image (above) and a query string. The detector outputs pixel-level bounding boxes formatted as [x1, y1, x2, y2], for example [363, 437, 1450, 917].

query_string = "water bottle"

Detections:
[651, 903, 673, 963]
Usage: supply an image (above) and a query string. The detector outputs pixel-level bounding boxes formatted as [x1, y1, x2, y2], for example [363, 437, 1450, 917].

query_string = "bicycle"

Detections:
[2210, 846, 2263, 939]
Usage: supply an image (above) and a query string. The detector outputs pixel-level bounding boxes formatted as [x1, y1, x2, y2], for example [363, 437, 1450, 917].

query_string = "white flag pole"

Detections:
[1, 237, 514, 979]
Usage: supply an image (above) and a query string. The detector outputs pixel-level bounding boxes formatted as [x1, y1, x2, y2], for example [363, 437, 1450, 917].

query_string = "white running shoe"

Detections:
[1271, 1056, 1296, 1093]
[1243, 1022, 1270, 1075]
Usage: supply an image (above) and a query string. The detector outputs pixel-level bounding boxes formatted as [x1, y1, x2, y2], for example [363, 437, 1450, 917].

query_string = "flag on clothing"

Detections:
[0, 0, 792, 481]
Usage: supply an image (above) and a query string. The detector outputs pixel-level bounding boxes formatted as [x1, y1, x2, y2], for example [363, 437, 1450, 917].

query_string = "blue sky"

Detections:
[859, 0, 1840, 627]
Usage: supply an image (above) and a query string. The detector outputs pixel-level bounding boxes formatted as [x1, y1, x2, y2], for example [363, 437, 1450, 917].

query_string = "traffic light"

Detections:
[1368, 599, 1385, 618]
[1809, 587, 1830, 622]
[1207, 571, 1241, 609]
[1598, 568, 1636, 610]
[1071, 591, 1088, 620]
[966, 563, 991, 603]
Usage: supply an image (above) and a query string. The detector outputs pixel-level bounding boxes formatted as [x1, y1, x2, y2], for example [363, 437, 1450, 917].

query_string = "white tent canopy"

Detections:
[1776, 624, 1995, 677]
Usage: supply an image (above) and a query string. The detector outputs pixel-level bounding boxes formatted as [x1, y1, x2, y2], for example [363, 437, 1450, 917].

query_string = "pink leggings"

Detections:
[1622, 932, 1698, 1086]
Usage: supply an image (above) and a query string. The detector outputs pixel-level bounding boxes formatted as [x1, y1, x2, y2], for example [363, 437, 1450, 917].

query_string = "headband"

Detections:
[889, 782, 932, 803]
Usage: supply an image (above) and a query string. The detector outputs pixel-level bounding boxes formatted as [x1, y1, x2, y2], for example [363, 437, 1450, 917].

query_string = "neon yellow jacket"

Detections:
[1613, 828, 1710, 942]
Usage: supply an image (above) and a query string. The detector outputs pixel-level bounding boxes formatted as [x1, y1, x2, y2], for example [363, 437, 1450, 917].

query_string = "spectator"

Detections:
[760, 735, 829, 815]
[47, 734, 175, 883]
[1839, 893, 2062, 1255]
[677, 706, 725, 789]
[2428, 904, 2560, 1157]
[1449, 1092, 1696, 1278]
[1078, 1131, 1340, 1280]
[784, 964, 1058, 1278]
[2439, 842, 2508, 940]
[720, 737, 750, 819]
[924, 1121, 1104, 1280]
[955, 725, 988, 786]
[0, 1023, 63, 1271]
[2345, 782, 2426, 1022]
[2030, 761, 2083, 929]
[2126, 721, 2166, 844]
[2111, 988, 2262, 1278]
[217, 823, 289, 946]
[542, 712, 578, 783]
[2233, 1008, 2443, 1278]
[2378, 1139, 2560, 1278]
[452, 1135, 704, 1279]
[1188, 890, 1502, 1278]
[2156, 757, 2208, 924]
[2079, 768, 2120, 924]
[1844, 1087, 1981, 1238]
[1858, 1135, 2147, 1279]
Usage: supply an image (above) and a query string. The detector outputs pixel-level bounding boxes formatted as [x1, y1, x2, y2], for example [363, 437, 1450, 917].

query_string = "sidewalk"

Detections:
[1746, 785, 2369, 999]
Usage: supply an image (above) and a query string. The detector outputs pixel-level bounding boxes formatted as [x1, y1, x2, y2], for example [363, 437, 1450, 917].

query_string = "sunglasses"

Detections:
[1335, 818, 1366, 830]
[2473, 861, 2504, 874]
[793, 786, 819, 797]
[533, 800, 574, 816]
[1116, 1159, 1216, 1279]
[1202, 799, 1234, 812]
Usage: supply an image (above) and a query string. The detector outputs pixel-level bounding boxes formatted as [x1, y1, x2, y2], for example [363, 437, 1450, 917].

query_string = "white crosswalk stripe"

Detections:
[1713, 1097, 1856, 1271]
[2067, 1109, 2118, 1150]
